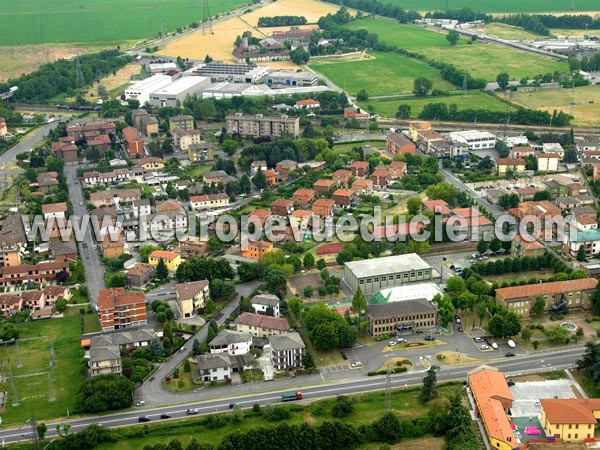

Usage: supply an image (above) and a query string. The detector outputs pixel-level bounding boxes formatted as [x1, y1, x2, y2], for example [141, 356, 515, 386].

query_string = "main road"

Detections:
[0, 345, 584, 444]
[0, 122, 57, 172]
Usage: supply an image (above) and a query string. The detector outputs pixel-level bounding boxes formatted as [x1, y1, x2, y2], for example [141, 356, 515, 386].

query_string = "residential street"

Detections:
[0, 122, 57, 172]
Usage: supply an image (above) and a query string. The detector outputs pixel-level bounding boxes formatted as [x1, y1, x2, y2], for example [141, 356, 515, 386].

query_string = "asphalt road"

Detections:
[64, 166, 106, 305]
[0, 345, 584, 444]
[0, 123, 57, 172]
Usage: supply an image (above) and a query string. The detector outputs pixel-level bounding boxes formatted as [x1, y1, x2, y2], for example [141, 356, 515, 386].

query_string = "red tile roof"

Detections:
[496, 278, 597, 300]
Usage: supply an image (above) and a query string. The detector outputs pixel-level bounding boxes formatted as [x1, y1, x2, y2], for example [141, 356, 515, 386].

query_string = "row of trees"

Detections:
[469, 253, 571, 277]
[257, 16, 307, 27]
[417, 102, 572, 127]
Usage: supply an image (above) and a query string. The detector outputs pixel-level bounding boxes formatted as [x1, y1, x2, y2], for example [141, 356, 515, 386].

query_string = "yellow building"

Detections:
[495, 157, 526, 175]
[148, 250, 182, 271]
[540, 398, 600, 442]
[175, 280, 209, 318]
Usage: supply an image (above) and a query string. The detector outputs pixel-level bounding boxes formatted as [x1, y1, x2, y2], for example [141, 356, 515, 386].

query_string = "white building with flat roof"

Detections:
[149, 76, 211, 107]
[542, 143, 565, 154]
[344, 254, 439, 296]
[370, 283, 445, 304]
[124, 74, 174, 105]
[449, 130, 496, 150]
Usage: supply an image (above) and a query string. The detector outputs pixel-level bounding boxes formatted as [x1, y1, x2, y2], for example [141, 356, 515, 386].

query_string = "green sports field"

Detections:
[384, 0, 600, 12]
[345, 18, 569, 81]
[309, 51, 454, 97]
[0, 0, 248, 45]
[359, 92, 509, 117]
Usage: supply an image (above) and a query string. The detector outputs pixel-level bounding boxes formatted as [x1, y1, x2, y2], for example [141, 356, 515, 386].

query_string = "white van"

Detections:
[507, 339, 516, 348]
[491, 342, 498, 350]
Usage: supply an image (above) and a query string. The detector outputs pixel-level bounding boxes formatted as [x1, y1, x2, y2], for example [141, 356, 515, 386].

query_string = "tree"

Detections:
[75, 374, 135, 413]
[563, 147, 578, 163]
[413, 77, 433, 97]
[303, 253, 315, 269]
[592, 284, 600, 316]
[221, 139, 238, 156]
[332, 395, 354, 418]
[489, 238, 502, 253]
[356, 89, 369, 101]
[266, 305, 275, 316]
[303, 349, 315, 368]
[265, 268, 287, 295]
[446, 277, 466, 296]
[420, 366, 439, 403]
[406, 196, 422, 215]
[396, 104, 411, 120]
[496, 72, 510, 91]
[55, 298, 68, 313]
[140, 245, 158, 263]
[432, 294, 455, 328]
[316, 258, 326, 270]
[531, 295, 546, 316]
[544, 325, 570, 344]
[351, 286, 367, 315]
[577, 245, 586, 262]
[240, 174, 251, 195]
[288, 297, 303, 316]
[290, 47, 310, 65]
[36, 423, 47, 440]
[184, 359, 191, 372]
[521, 327, 532, 343]
[252, 170, 267, 190]
[156, 258, 169, 281]
[477, 240, 489, 255]
[108, 272, 126, 288]
[304, 285, 314, 298]
[446, 30, 460, 45]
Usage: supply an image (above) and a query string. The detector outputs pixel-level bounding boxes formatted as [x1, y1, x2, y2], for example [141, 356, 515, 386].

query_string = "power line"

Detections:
[9, 367, 18, 407]
[201, 0, 213, 35]
[384, 366, 392, 412]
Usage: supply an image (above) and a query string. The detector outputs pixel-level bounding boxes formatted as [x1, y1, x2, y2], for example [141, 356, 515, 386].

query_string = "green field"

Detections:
[0, 317, 83, 424]
[359, 91, 509, 117]
[344, 18, 569, 81]
[384, 0, 600, 12]
[309, 51, 454, 97]
[0, 0, 248, 45]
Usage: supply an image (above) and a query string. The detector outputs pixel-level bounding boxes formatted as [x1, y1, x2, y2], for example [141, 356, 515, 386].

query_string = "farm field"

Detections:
[383, 0, 600, 13]
[309, 51, 454, 97]
[359, 92, 509, 117]
[0, 0, 248, 45]
[0, 316, 84, 424]
[501, 85, 600, 127]
[84, 64, 143, 100]
[242, 0, 348, 26]
[344, 17, 569, 81]
[475, 23, 544, 40]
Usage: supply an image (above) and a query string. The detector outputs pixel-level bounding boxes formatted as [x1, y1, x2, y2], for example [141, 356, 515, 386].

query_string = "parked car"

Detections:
[480, 344, 489, 350]
[351, 361, 363, 368]
[160, 413, 171, 419]
[507, 339, 516, 348]
[491, 342, 499, 350]
[135, 400, 145, 407]
[396, 338, 406, 343]
[457, 326, 463, 332]
[186, 408, 199, 415]
[138, 416, 150, 422]
[388, 341, 396, 346]
[473, 337, 484, 343]
[424, 335, 435, 341]
[505, 352, 516, 357]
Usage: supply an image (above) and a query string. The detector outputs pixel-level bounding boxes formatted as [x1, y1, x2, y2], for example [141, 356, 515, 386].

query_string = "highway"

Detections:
[0, 345, 584, 444]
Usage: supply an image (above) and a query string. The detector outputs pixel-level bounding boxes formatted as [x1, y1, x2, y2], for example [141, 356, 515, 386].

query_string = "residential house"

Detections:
[495, 278, 598, 317]
[51, 141, 78, 163]
[248, 209, 271, 227]
[190, 193, 229, 211]
[41, 202, 67, 221]
[512, 145, 535, 158]
[542, 143, 564, 154]
[556, 196, 578, 211]
[126, 263, 155, 288]
[250, 160, 267, 176]
[352, 179, 373, 196]
[269, 332, 305, 371]
[367, 299, 437, 337]
[169, 115, 195, 131]
[512, 235, 545, 258]
[20, 290, 45, 310]
[270, 199, 294, 217]
[295, 99, 320, 110]
[544, 179, 569, 199]
[172, 128, 202, 152]
[293, 188, 316, 207]
[0, 293, 22, 315]
[209, 330, 252, 356]
[97, 288, 146, 331]
[263, 169, 276, 186]
[132, 199, 151, 218]
[203, 170, 231, 185]
[275, 160, 298, 176]
[388, 161, 407, 179]
[89, 345, 122, 377]
[515, 201, 562, 236]
[138, 157, 165, 170]
[312, 198, 335, 217]
[175, 280, 210, 318]
[148, 250, 181, 271]
[289, 209, 313, 230]
[332, 169, 352, 187]
[51, 239, 77, 262]
[233, 312, 291, 337]
[350, 160, 369, 178]
[371, 169, 390, 188]
[0, 261, 70, 287]
[251, 294, 280, 317]
[564, 228, 600, 258]
[469, 366, 516, 450]
[332, 189, 354, 207]
[537, 153, 560, 172]
[386, 132, 416, 155]
[313, 179, 335, 195]
[196, 353, 233, 382]
[188, 142, 214, 163]
[101, 232, 124, 258]
[156, 199, 183, 214]
[540, 398, 600, 442]
[515, 187, 539, 201]
[495, 157, 526, 175]
[43, 285, 72, 305]
[122, 126, 144, 159]
[179, 236, 208, 257]
[241, 240, 274, 259]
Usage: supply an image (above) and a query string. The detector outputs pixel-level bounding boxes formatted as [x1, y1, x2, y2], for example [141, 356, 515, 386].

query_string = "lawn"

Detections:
[0, 316, 84, 424]
[383, 0, 600, 12]
[502, 85, 600, 127]
[359, 91, 508, 118]
[479, 23, 545, 40]
[91, 382, 465, 450]
[0, 0, 249, 45]
[309, 51, 454, 97]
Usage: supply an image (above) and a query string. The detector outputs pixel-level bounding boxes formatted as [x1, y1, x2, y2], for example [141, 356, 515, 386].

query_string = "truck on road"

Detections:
[281, 391, 303, 402]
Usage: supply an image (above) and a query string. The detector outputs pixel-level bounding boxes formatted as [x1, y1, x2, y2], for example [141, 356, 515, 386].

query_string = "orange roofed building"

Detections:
[241, 240, 274, 259]
[98, 288, 146, 332]
[540, 398, 600, 442]
[468, 366, 518, 450]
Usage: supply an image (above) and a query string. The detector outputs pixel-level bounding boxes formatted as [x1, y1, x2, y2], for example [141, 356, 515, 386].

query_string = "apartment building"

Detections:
[226, 113, 300, 138]
[97, 288, 146, 331]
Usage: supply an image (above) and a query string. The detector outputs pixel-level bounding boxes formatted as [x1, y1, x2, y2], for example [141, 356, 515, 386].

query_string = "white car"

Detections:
[396, 338, 406, 343]
[480, 344, 489, 350]
[491, 342, 499, 350]
[351, 361, 362, 368]
[388, 341, 396, 346]
[507, 340, 516, 348]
